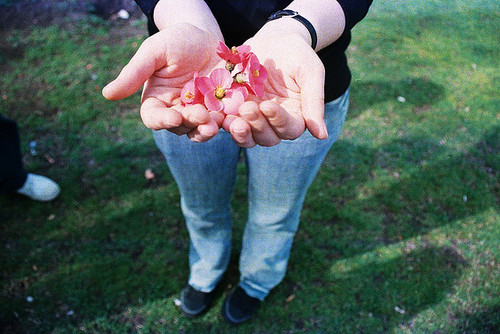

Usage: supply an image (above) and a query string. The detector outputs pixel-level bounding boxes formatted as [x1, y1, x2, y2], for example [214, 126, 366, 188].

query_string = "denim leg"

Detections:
[239, 90, 349, 300]
[153, 129, 241, 292]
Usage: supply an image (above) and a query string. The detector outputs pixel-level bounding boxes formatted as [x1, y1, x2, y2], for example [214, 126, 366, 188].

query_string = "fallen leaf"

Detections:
[44, 154, 55, 164]
[145, 169, 155, 180]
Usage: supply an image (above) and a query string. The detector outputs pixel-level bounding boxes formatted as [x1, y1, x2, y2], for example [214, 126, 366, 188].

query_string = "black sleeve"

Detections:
[336, 0, 373, 31]
[134, 0, 160, 34]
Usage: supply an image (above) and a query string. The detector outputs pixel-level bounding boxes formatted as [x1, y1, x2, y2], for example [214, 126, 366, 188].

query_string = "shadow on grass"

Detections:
[348, 76, 445, 118]
[330, 245, 467, 331]
[290, 125, 498, 331]
[1, 127, 497, 333]
[304, 125, 499, 249]
[451, 305, 500, 333]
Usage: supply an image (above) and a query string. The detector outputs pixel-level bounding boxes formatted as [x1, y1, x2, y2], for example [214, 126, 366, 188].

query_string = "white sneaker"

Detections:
[16, 173, 61, 201]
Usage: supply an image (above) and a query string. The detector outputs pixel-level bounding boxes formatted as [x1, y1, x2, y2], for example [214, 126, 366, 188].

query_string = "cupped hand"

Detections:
[223, 33, 328, 147]
[102, 24, 224, 142]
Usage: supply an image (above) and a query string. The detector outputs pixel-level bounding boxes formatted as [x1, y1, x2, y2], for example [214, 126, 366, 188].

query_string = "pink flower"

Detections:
[196, 68, 247, 115]
[234, 53, 268, 98]
[181, 72, 204, 105]
[216, 41, 252, 66]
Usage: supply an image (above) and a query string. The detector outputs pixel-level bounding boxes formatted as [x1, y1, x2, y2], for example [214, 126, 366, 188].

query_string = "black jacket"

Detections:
[134, 0, 372, 102]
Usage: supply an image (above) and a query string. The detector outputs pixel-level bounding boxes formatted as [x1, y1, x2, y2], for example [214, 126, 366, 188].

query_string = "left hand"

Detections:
[222, 32, 328, 147]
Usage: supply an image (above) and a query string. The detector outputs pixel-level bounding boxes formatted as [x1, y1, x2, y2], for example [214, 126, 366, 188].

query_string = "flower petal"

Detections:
[195, 76, 214, 95]
[255, 64, 268, 83]
[181, 81, 196, 104]
[252, 82, 265, 98]
[204, 93, 223, 112]
[216, 41, 231, 60]
[222, 89, 245, 115]
[230, 83, 249, 99]
[210, 68, 233, 88]
[237, 45, 251, 55]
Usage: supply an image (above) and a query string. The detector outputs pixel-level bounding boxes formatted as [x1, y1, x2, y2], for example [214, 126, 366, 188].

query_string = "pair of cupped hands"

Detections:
[102, 24, 327, 148]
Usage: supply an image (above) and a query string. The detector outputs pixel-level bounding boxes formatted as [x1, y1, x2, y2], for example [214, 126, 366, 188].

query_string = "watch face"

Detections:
[269, 9, 298, 20]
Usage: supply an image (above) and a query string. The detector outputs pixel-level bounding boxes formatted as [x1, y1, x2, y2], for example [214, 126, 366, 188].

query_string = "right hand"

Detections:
[102, 24, 224, 142]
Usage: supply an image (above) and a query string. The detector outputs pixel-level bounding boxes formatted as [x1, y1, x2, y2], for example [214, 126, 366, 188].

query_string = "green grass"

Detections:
[1, 1, 499, 332]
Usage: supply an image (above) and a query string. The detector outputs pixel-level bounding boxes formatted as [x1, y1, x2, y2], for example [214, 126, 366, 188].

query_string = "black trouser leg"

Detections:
[0, 115, 28, 193]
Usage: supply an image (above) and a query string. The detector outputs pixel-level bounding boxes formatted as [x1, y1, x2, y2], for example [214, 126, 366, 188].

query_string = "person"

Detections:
[0, 115, 60, 201]
[103, 0, 372, 324]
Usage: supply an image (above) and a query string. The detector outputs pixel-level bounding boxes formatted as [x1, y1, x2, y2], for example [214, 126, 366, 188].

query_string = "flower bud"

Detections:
[234, 72, 247, 84]
[225, 62, 235, 72]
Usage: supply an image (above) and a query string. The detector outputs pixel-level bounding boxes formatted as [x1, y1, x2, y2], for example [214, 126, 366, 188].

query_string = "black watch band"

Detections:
[268, 9, 318, 50]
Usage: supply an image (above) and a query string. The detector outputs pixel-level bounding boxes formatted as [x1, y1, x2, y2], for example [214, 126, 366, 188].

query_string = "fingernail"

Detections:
[321, 123, 329, 139]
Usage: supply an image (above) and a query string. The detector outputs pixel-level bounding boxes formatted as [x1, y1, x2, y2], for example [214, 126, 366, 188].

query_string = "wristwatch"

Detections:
[268, 9, 318, 50]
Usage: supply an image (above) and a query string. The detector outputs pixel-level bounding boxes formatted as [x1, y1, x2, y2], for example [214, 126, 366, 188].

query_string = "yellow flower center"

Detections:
[215, 86, 226, 100]
[184, 91, 195, 101]
[231, 46, 238, 54]
[252, 70, 260, 77]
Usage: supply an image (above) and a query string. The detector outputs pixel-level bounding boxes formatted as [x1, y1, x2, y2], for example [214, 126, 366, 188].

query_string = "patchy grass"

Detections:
[1, 1, 499, 333]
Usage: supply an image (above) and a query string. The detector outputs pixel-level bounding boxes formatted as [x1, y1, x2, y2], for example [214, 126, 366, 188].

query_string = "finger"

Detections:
[168, 103, 211, 135]
[102, 36, 164, 101]
[259, 100, 305, 140]
[186, 109, 221, 142]
[298, 59, 328, 139]
[229, 117, 256, 148]
[239, 101, 281, 147]
[187, 118, 220, 142]
[210, 111, 226, 128]
[222, 114, 238, 133]
[140, 97, 183, 131]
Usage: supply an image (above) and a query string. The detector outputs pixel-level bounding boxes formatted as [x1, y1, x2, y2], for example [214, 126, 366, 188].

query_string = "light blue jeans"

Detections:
[153, 90, 349, 301]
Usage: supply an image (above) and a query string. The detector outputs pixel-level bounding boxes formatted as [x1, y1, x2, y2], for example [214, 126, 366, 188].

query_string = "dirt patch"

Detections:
[0, 0, 143, 30]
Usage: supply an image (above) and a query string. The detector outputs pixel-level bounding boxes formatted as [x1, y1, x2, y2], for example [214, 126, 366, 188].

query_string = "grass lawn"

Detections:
[1, 0, 499, 333]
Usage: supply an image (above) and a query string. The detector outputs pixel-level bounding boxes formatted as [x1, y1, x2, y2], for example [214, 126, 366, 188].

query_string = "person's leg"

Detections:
[0, 116, 28, 193]
[153, 129, 241, 292]
[239, 90, 349, 300]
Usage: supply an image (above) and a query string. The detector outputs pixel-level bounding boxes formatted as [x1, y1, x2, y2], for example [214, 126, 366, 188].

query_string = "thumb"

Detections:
[102, 36, 164, 101]
[299, 60, 328, 139]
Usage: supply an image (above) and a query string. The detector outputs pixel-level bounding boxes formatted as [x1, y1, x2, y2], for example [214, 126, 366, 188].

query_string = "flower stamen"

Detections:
[215, 86, 226, 100]
[234, 72, 246, 84]
[184, 91, 195, 101]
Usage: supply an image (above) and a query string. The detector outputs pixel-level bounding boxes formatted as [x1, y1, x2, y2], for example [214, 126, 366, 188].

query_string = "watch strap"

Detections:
[268, 10, 318, 50]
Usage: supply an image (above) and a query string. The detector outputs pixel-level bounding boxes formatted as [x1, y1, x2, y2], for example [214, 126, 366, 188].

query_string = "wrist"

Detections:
[267, 10, 317, 50]
[153, 0, 223, 41]
[255, 17, 313, 48]
[263, 0, 346, 51]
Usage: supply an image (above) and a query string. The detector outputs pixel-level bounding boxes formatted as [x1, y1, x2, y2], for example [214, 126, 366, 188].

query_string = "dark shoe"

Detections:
[180, 285, 215, 317]
[222, 286, 260, 325]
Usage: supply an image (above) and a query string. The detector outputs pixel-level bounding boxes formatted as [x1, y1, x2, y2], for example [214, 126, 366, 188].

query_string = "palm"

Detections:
[247, 34, 322, 117]
[103, 24, 224, 139]
[232, 34, 327, 142]
[260, 63, 302, 116]
[140, 26, 222, 110]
